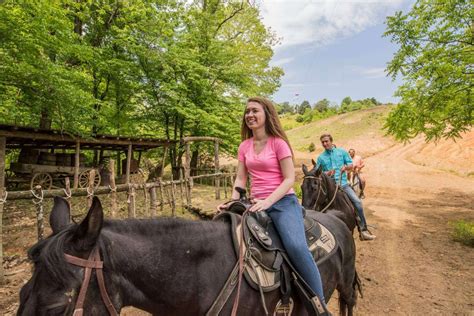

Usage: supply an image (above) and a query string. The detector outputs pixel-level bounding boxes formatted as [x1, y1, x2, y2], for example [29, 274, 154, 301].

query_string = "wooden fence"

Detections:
[0, 135, 236, 284]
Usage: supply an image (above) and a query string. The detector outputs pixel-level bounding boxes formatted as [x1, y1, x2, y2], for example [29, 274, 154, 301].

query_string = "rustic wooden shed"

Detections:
[0, 124, 176, 190]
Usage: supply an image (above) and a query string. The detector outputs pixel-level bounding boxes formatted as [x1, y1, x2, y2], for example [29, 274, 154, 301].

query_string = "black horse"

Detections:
[301, 162, 357, 233]
[18, 196, 359, 315]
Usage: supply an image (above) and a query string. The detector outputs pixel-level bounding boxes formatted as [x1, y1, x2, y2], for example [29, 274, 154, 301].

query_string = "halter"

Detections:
[63, 247, 118, 316]
[303, 174, 339, 213]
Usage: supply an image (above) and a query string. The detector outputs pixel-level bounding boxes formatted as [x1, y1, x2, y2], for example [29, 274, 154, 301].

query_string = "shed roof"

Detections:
[0, 124, 176, 151]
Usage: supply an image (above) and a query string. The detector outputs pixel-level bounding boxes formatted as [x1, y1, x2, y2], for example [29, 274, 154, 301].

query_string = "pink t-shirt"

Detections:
[238, 137, 295, 199]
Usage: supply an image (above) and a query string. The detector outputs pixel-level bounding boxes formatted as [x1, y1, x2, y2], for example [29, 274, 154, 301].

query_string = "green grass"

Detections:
[280, 113, 305, 130]
[285, 106, 392, 152]
[451, 220, 474, 247]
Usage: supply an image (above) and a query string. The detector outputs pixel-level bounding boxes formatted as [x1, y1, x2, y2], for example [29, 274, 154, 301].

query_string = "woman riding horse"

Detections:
[218, 97, 330, 314]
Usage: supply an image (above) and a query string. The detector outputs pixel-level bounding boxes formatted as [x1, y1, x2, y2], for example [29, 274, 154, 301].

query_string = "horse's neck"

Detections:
[101, 220, 234, 313]
[323, 175, 337, 197]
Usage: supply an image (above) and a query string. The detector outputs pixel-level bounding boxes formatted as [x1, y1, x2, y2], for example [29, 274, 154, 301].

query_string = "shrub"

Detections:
[296, 115, 304, 122]
[451, 220, 474, 247]
[308, 142, 315, 152]
[293, 184, 302, 199]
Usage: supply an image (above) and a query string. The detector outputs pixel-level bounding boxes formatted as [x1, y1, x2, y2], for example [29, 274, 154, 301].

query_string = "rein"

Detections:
[304, 171, 344, 213]
[63, 247, 118, 316]
[231, 209, 250, 316]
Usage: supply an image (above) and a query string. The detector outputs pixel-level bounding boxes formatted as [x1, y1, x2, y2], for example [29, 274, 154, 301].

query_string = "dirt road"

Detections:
[346, 140, 474, 314]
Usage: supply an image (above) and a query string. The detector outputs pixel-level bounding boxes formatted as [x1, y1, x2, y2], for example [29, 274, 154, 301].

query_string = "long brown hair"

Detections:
[241, 96, 294, 157]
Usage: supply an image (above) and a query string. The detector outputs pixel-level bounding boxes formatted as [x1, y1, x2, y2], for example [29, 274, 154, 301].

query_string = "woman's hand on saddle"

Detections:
[249, 198, 272, 212]
[216, 202, 229, 213]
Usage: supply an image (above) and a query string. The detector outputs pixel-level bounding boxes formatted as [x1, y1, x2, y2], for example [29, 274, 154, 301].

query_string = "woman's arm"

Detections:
[249, 156, 294, 212]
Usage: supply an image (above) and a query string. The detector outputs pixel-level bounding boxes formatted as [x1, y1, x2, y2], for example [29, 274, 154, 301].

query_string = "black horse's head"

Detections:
[18, 196, 113, 315]
[301, 160, 328, 211]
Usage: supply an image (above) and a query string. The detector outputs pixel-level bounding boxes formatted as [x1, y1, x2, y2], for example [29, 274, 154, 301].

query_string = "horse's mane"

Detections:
[28, 225, 79, 286]
[27, 217, 222, 286]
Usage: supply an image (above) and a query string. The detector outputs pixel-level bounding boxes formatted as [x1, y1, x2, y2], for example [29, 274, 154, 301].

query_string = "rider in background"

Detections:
[218, 97, 330, 314]
[316, 134, 376, 241]
[348, 148, 366, 199]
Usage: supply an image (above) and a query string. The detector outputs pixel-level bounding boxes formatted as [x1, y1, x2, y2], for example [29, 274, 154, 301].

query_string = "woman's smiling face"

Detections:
[245, 101, 266, 131]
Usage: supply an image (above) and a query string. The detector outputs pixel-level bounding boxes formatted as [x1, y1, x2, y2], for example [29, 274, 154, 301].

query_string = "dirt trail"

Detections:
[346, 140, 474, 314]
[2, 130, 474, 315]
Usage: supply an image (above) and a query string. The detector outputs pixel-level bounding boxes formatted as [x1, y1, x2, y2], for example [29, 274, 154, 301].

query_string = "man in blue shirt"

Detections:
[316, 133, 376, 241]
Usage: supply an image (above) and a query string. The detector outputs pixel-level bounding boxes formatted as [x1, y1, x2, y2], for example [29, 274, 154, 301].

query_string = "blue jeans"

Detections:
[342, 184, 368, 230]
[266, 194, 325, 302]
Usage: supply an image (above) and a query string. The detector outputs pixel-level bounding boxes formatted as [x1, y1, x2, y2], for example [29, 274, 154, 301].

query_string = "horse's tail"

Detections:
[354, 269, 363, 299]
[338, 269, 363, 316]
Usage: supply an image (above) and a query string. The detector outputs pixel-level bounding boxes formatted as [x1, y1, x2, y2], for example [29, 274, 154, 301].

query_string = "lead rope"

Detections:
[320, 170, 346, 213]
[231, 209, 250, 316]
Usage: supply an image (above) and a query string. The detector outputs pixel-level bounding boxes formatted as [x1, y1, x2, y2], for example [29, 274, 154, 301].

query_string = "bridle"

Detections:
[302, 175, 327, 211]
[303, 173, 340, 213]
[61, 247, 118, 316]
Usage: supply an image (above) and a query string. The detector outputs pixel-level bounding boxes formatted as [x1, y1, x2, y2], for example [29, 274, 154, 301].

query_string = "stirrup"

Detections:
[273, 298, 294, 316]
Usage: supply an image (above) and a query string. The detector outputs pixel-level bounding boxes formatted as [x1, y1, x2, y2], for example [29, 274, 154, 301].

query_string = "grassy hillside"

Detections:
[285, 106, 395, 160]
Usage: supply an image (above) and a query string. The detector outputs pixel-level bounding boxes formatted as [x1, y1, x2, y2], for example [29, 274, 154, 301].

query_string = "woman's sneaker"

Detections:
[360, 230, 376, 241]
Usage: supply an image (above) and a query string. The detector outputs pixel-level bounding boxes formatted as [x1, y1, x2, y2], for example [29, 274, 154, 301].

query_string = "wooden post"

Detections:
[64, 177, 72, 211]
[137, 151, 142, 168]
[116, 152, 121, 177]
[179, 168, 185, 213]
[149, 187, 157, 218]
[170, 173, 176, 217]
[224, 176, 228, 199]
[33, 185, 44, 241]
[128, 186, 136, 218]
[73, 141, 80, 189]
[126, 144, 132, 185]
[109, 159, 117, 218]
[231, 166, 236, 197]
[214, 140, 220, 199]
[184, 142, 193, 208]
[164, 185, 172, 216]
[158, 177, 165, 213]
[160, 146, 168, 178]
[87, 169, 96, 207]
[0, 136, 6, 284]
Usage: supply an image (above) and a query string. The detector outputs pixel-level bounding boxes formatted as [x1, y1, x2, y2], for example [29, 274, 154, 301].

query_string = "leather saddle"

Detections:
[214, 189, 338, 293]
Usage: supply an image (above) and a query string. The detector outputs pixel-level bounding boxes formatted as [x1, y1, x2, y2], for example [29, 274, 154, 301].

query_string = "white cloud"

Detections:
[352, 66, 387, 78]
[259, 0, 406, 49]
[360, 67, 387, 78]
[271, 57, 295, 67]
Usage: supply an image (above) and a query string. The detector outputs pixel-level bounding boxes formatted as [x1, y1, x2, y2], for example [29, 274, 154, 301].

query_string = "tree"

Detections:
[298, 100, 311, 115]
[314, 98, 330, 112]
[0, 0, 282, 173]
[384, 0, 473, 141]
[278, 101, 294, 114]
[341, 96, 352, 107]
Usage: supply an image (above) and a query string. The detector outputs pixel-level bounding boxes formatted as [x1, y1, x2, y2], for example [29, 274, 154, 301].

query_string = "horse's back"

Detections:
[305, 209, 355, 252]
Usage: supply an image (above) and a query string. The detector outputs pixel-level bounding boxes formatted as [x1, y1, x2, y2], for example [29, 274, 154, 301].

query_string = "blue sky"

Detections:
[259, 0, 414, 105]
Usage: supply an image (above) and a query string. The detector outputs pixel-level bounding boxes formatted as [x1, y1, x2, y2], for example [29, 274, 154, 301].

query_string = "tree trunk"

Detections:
[39, 107, 52, 130]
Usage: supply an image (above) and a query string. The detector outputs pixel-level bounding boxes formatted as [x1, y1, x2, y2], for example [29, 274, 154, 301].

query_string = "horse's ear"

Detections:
[316, 165, 323, 176]
[302, 164, 309, 175]
[50, 197, 70, 234]
[73, 197, 103, 250]
[311, 159, 317, 167]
